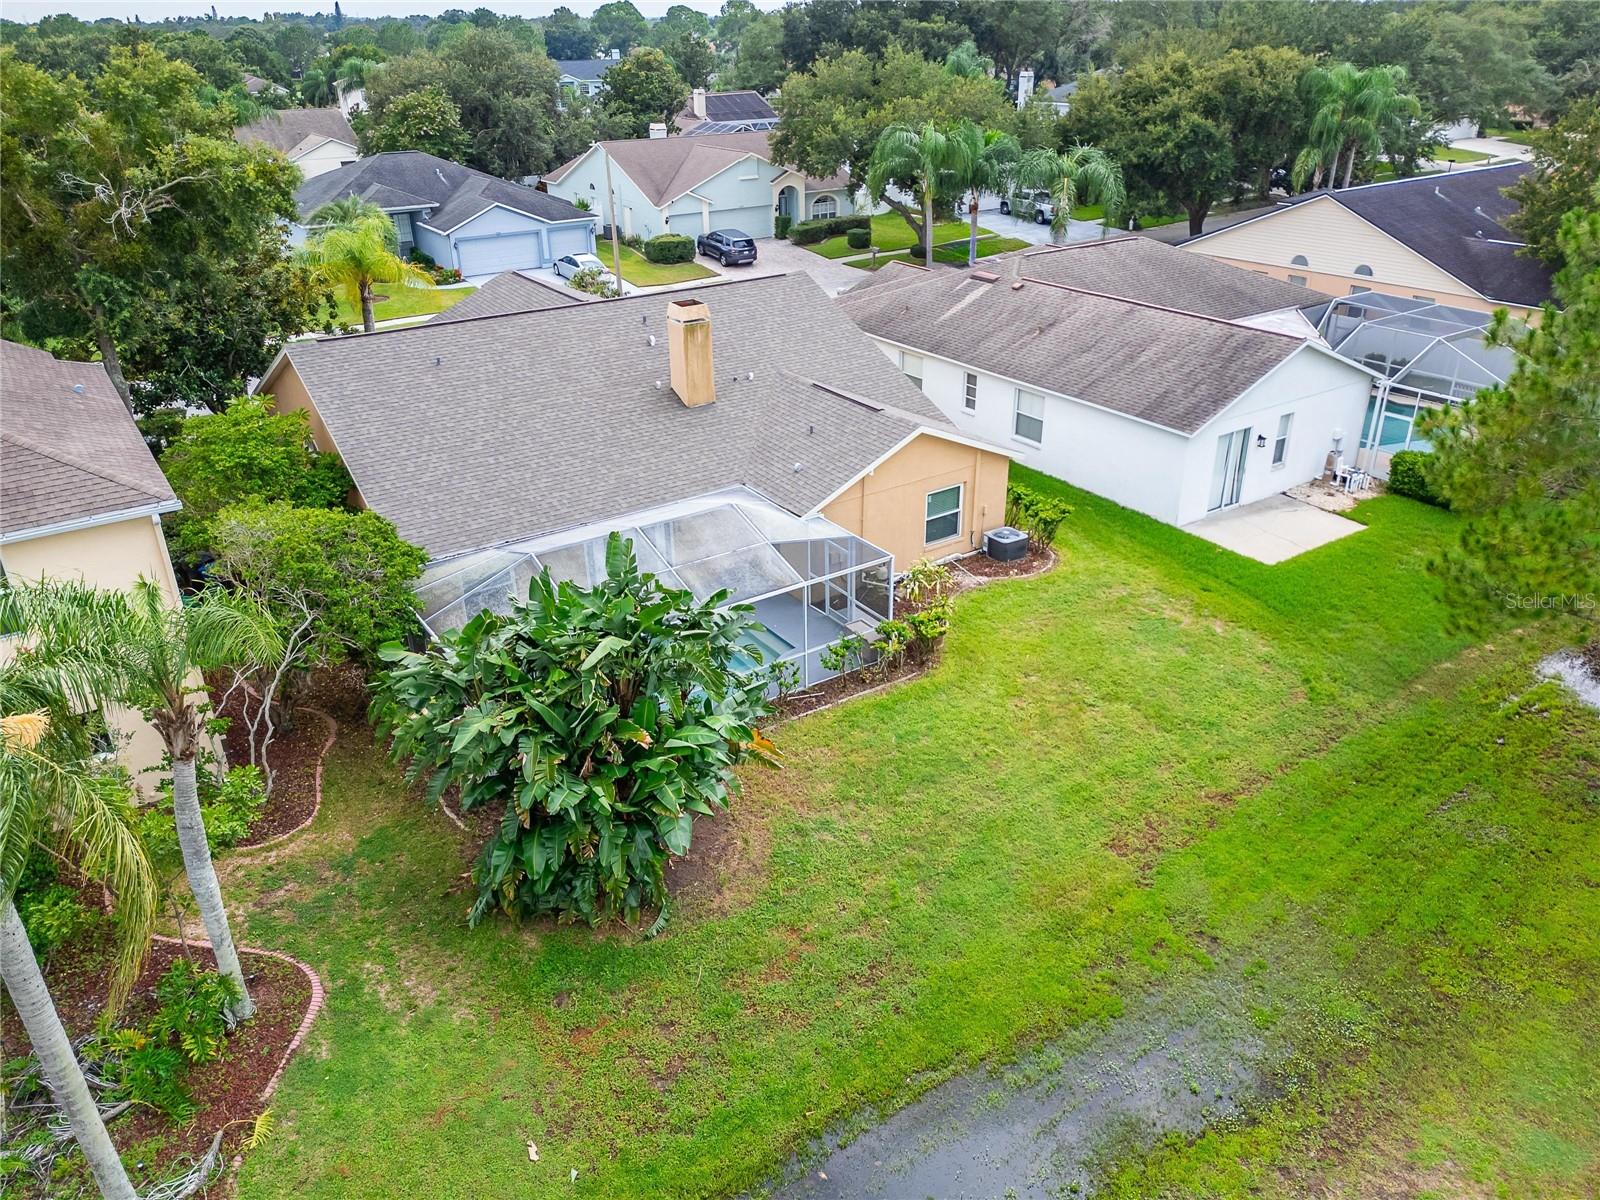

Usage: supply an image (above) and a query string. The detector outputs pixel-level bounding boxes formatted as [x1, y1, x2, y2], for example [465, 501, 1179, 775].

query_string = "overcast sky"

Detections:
[2, 1, 777, 20]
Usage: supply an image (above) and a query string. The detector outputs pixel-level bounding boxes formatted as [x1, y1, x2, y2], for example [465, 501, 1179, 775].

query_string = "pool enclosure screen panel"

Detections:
[415, 490, 894, 650]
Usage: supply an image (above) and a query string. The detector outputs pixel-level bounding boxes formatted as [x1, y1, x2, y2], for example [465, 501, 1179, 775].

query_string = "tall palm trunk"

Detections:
[922, 180, 935, 269]
[358, 280, 377, 333]
[1, 903, 139, 1200]
[1341, 143, 1357, 190]
[171, 754, 255, 1021]
[967, 190, 981, 267]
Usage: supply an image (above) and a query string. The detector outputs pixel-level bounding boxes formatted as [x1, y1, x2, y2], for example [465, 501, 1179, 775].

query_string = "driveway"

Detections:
[697, 237, 865, 296]
[1447, 135, 1533, 161]
[976, 199, 1123, 245]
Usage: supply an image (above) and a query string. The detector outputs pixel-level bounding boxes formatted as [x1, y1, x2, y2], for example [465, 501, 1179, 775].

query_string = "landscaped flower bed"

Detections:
[1, 933, 313, 1197]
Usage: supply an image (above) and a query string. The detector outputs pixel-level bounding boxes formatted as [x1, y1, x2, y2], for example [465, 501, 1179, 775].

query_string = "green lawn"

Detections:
[1432, 145, 1493, 163]
[1484, 128, 1536, 146]
[331, 284, 474, 327]
[219, 477, 1597, 1200]
[603, 243, 716, 287]
[805, 214, 989, 259]
[1070, 203, 1185, 229]
[847, 235, 1033, 271]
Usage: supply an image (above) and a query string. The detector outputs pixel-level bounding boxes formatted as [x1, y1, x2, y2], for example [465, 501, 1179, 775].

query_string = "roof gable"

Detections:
[836, 253, 1321, 435]
[0, 340, 177, 539]
[295, 151, 590, 226]
[270, 274, 970, 560]
[235, 106, 356, 155]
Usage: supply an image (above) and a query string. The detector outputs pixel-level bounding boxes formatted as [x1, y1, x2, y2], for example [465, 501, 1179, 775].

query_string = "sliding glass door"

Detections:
[1208, 426, 1252, 512]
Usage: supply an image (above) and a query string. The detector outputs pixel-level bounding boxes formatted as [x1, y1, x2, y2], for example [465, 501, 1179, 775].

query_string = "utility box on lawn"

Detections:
[985, 526, 1029, 562]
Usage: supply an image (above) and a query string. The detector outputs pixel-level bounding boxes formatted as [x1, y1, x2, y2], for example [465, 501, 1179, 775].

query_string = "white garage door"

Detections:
[707, 204, 773, 239]
[547, 224, 593, 259]
[455, 232, 542, 276]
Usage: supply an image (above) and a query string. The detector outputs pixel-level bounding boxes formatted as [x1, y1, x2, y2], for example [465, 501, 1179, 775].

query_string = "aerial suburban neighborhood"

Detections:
[0, 2, 1596, 1199]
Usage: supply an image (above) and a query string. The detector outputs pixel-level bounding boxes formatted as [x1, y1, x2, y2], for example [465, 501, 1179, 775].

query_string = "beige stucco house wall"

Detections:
[1186, 196, 1537, 320]
[822, 433, 1010, 568]
[1, 516, 185, 796]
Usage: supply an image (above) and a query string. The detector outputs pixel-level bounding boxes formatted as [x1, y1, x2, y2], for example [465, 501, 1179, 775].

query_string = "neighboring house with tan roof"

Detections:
[235, 106, 359, 180]
[837, 241, 1374, 528]
[543, 132, 854, 241]
[1184, 163, 1553, 319]
[256, 273, 1012, 689]
[0, 340, 186, 790]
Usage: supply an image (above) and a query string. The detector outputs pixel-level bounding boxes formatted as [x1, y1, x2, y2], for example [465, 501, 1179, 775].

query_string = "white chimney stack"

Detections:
[1016, 68, 1035, 110]
[609, 47, 620, 60]
[648, 122, 668, 139]
[691, 87, 707, 119]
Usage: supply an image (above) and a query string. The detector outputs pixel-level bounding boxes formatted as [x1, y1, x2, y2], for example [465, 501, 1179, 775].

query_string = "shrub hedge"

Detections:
[1386, 450, 1444, 506]
[774, 214, 792, 240]
[642, 233, 694, 263]
[789, 213, 870, 245]
[845, 226, 872, 250]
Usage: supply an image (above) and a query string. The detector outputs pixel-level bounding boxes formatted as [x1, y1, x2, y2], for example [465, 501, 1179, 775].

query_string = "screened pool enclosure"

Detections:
[414, 489, 894, 689]
[1317, 294, 1517, 476]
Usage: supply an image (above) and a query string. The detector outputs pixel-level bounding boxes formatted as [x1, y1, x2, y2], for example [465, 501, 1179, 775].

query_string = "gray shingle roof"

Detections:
[430, 272, 581, 323]
[545, 133, 849, 203]
[837, 254, 1313, 436]
[555, 58, 615, 81]
[234, 106, 355, 156]
[295, 151, 592, 227]
[267, 274, 965, 560]
[0, 340, 177, 539]
[1193, 163, 1553, 307]
[1012, 238, 1330, 319]
[1324, 164, 1552, 306]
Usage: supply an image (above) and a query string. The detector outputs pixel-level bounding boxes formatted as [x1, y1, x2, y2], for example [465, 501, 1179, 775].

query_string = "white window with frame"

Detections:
[810, 194, 838, 219]
[963, 371, 978, 411]
[899, 350, 923, 389]
[1271, 411, 1293, 467]
[925, 483, 963, 545]
[1013, 388, 1044, 443]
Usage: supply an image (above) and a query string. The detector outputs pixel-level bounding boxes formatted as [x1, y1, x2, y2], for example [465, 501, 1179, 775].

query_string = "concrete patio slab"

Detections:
[1184, 493, 1365, 564]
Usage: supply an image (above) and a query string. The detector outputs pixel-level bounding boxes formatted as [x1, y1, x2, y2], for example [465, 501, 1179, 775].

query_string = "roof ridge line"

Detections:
[289, 272, 798, 346]
[1015, 274, 1308, 339]
[1, 429, 172, 503]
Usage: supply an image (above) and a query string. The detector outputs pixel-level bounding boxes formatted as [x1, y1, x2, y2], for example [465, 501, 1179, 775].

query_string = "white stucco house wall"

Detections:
[543, 132, 853, 241]
[235, 106, 360, 181]
[838, 240, 1377, 529]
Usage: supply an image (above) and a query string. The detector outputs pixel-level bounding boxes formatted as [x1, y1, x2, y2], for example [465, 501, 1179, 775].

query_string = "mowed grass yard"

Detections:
[608, 243, 717, 286]
[330, 284, 474, 327]
[226, 471, 1599, 1200]
[804, 213, 989, 259]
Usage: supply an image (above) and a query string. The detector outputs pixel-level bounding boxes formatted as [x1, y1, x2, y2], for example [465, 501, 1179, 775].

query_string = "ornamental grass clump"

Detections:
[372, 534, 779, 927]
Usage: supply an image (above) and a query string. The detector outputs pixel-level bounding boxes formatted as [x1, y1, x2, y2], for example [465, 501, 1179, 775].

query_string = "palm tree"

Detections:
[5, 579, 282, 1022]
[299, 62, 334, 107]
[1293, 63, 1421, 191]
[299, 207, 433, 332]
[1, 664, 158, 1200]
[867, 122, 975, 268]
[1018, 143, 1126, 242]
[945, 122, 1022, 267]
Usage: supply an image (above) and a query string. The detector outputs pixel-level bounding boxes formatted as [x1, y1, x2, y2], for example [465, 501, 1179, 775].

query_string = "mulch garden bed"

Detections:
[1, 932, 312, 1189]
[773, 658, 929, 721]
[952, 544, 1057, 583]
[207, 673, 344, 848]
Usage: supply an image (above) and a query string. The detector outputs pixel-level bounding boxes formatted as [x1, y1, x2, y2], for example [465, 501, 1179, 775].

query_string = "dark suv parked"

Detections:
[697, 229, 758, 265]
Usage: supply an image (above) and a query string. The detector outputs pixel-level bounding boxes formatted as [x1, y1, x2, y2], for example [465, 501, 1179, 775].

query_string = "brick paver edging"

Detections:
[149, 934, 326, 1105]
[232, 707, 337, 854]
